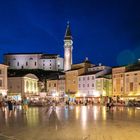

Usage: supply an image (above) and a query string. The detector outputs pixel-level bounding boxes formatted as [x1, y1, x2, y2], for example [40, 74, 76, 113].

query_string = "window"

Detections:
[17, 62, 19, 66]
[0, 70, 1, 74]
[26, 81, 29, 89]
[8, 62, 10, 66]
[134, 73, 137, 75]
[130, 82, 133, 92]
[50, 64, 51, 66]
[0, 80, 2, 87]
[92, 83, 94, 87]
[79, 84, 81, 88]
[79, 78, 81, 81]
[83, 84, 85, 87]
[50, 67, 51, 69]
[83, 77, 85, 80]
[43, 64, 45, 66]
[54, 83, 56, 87]
[26, 62, 28, 66]
[87, 84, 89, 87]
[35, 62, 37, 66]
[34, 83, 36, 90]
[50, 60, 51, 62]
[87, 77, 89, 80]
[126, 74, 129, 76]
[92, 76, 94, 80]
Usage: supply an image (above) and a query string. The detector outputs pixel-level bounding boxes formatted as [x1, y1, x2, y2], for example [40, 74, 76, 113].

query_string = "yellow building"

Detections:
[46, 77, 65, 97]
[112, 66, 126, 97]
[47, 80, 58, 96]
[124, 70, 140, 100]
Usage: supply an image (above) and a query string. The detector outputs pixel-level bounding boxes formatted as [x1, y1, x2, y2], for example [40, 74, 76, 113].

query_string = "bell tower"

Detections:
[64, 22, 73, 71]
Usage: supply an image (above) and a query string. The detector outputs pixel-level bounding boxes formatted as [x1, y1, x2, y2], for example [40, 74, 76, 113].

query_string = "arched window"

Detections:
[26, 81, 29, 91]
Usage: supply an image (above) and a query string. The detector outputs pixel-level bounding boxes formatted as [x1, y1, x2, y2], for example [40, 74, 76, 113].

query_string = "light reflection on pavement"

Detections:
[0, 105, 140, 140]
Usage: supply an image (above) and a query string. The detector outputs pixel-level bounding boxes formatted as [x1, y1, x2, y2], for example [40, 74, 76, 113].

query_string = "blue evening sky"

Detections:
[0, 0, 140, 66]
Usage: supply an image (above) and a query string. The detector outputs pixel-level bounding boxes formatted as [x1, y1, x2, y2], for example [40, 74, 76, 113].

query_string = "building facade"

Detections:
[0, 64, 8, 97]
[8, 73, 38, 100]
[124, 70, 140, 100]
[46, 78, 65, 98]
[112, 66, 126, 97]
[4, 53, 63, 71]
[96, 75, 112, 97]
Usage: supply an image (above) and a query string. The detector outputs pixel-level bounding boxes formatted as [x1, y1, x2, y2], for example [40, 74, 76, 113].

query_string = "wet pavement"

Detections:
[0, 105, 140, 140]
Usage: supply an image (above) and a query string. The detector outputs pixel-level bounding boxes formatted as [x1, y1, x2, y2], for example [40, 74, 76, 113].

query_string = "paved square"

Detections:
[0, 106, 140, 140]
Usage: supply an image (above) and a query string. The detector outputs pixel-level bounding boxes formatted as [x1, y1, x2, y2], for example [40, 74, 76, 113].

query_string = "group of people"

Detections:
[0, 95, 29, 117]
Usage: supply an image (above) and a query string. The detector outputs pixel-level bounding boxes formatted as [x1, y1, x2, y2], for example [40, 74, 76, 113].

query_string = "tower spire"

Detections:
[64, 21, 72, 40]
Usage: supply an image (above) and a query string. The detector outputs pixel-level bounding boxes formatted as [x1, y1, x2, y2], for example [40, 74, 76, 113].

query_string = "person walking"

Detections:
[7, 98, 13, 117]
[22, 96, 29, 114]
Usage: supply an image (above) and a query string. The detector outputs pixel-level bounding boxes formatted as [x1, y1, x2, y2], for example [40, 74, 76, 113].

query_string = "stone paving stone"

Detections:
[0, 106, 140, 140]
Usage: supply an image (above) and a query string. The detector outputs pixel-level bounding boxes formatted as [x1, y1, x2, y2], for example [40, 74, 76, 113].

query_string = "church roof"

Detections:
[64, 22, 72, 40]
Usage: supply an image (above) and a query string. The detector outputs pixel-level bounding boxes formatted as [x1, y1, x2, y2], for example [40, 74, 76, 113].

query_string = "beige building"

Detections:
[47, 78, 65, 97]
[0, 64, 8, 97]
[124, 70, 140, 100]
[8, 73, 38, 100]
[112, 66, 126, 97]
